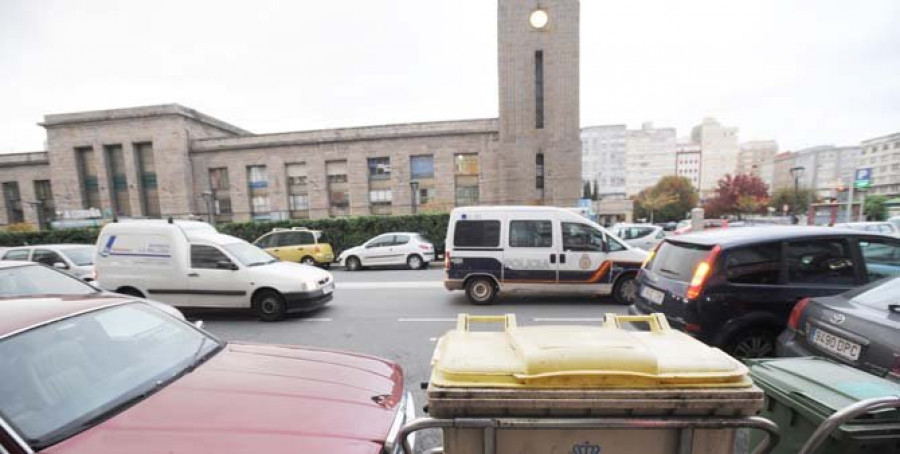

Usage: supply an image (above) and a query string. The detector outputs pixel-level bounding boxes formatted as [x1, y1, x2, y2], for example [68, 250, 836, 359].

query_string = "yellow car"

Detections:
[253, 227, 334, 268]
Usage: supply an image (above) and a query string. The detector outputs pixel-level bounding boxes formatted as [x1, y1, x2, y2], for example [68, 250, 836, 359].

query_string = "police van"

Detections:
[444, 206, 647, 304]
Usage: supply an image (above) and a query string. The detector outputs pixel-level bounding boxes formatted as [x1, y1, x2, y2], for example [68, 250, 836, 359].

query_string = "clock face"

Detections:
[530, 9, 549, 29]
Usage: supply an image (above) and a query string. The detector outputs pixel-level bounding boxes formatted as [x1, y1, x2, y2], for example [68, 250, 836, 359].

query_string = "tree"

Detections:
[582, 181, 591, 199]
[864, 194, 889, 221]
[771, 187, 817, 217]
[633, 176, 698, 223]
[636, 191, 678, 224]
[653, 176, 699, 221]
[703, 174, 770, 219]
[591, 180, 599, 201]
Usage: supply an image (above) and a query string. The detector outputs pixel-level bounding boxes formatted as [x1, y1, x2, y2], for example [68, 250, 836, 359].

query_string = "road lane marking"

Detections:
[338, 282, 444, 290]
[532, 317, 607, 322]
[397, 318, 457, 322]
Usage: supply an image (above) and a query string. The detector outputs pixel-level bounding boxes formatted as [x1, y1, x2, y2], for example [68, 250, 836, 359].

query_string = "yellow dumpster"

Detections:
[400, 313, 779, 454]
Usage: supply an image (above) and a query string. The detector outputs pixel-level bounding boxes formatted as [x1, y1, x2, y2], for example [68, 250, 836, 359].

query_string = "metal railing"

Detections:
[399, 416, 781, 454]
[798, 395, 900, 454]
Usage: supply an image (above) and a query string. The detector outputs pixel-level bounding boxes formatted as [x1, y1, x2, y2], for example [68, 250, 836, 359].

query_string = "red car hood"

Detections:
[47, 343, 404, 454]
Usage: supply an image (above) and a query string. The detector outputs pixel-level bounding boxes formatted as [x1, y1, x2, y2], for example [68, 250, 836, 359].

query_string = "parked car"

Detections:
[0, 297, 414, 454]
[254, 227, 335, 267]
[0, 260, 183, 320]
[833, 221, 900, 237]
[444, 206, 647, 305]
[1, 244, 96, 281]
[337, 232, 434, 271]
[631, 226, 900, 358]
[94, 220, 333, 321]
[778, 275, 900, 381]
[663, 221, 678, 232]
[610, 223, 666, 250]
[889, 215, 900, 232]
[673, 219, 729, 235]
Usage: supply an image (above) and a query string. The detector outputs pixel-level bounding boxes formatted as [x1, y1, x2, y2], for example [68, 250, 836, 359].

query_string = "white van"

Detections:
[444, 206, 647, 304]
[94, 220, 334, 321]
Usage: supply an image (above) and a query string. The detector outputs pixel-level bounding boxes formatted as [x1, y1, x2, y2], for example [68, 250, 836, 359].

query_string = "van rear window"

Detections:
[649, 241, 713, 282]
[454, 220, 500, 248]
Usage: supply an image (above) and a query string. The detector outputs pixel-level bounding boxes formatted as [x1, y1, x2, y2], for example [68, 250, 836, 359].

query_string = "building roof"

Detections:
[39, 103, 251, 136]
[190, 118, 499, 152]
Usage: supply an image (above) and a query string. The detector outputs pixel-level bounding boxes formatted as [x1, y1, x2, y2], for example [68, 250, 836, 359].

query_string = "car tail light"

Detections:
[685, 323, 702, 333]
[686, 245, 721, 300]
[444, 250, 450, 270]
[788, 298, 811, 331]
[419, 244, 431, 251]
[891, 357, 900, 378]
[314, 246, 321, 253]
[91, 268, 98, 281]
[642, 242, 662, 268]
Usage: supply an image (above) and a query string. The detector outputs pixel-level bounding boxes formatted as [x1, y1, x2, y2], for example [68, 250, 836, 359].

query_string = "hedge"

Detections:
[0, 213, 451, 257]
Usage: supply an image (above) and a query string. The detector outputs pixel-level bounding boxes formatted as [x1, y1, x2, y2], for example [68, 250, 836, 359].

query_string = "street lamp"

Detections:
[789, 166, 805, 224]
[410, 181, 420, 215]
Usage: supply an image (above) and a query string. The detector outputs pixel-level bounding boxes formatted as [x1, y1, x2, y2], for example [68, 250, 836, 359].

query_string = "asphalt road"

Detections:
[200, 265, 630, 453]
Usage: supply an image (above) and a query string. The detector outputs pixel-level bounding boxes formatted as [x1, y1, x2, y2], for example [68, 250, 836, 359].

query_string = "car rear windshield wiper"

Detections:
[658, 268, 680, 277]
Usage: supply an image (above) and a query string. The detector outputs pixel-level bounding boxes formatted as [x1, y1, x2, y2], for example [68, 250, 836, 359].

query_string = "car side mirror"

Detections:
[53, 262, 69, 270]
[217, 260, 238, 271]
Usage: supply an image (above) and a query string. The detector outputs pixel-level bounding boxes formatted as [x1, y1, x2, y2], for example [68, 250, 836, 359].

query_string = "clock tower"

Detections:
[493, 0, 580, 206]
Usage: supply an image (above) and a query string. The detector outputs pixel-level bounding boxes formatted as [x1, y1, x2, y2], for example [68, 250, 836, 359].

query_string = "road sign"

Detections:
[854, 168, 872, 189]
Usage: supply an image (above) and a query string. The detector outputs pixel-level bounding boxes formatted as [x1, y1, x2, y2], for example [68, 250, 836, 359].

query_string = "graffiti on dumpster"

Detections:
[570, 441, 601, 454]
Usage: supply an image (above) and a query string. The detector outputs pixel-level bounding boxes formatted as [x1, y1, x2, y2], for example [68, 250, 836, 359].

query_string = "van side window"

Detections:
[2, 250, 29, 261]
[297, 231, 315, 245]
[786, 240, 855, 285]
[454, 220, 500, 248]
[191, 245, 232, 269]
[509, 220, 553, 248]
[725, 243, 781, 285]
[562, 223, 604, 252]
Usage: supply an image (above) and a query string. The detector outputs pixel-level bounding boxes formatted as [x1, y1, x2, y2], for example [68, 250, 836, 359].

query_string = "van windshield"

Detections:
[648, 241, 713, 282]
[222, 242, 278, 267]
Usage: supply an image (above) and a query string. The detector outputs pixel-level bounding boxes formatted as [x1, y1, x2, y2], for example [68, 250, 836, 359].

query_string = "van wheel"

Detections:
[727, 328, 778, 359]
[612, 274, 638, 305]
[407, 254, 424, 270]
[300, 256, 316, 266]
[117, 287, 145, 298]
[254, 290, 287, 322]
[466, 277, 497, 305]
[346, 256, 361, 271]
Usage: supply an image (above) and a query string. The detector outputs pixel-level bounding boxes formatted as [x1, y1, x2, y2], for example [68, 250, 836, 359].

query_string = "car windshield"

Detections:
[648, 241, 713, 282]
[222, 242, 278, 266]
[0, 265, 97, 297]
[851, 276, 900, 311]
[0, 303, 221, 450]
[61, 246, 95, 266]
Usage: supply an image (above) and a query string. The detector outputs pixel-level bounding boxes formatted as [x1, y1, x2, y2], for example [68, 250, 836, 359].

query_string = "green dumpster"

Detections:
[747, 357, 900, 454]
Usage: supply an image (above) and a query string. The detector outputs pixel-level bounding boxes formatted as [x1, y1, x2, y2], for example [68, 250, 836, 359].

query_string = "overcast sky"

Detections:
[1, 0, 898, 153]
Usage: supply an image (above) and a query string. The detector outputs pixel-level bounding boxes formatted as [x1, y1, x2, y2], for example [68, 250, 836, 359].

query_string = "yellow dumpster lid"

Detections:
[430, 313, 752, 389]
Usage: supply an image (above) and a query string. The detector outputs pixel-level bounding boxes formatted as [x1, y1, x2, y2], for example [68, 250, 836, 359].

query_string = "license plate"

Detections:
[640, 286, 665, 305]
[810, 328, 861, 361]
[323, 283, 334, 295]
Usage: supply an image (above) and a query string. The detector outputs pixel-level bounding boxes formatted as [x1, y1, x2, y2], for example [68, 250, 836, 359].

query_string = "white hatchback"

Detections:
[610, 223, 666, 251]
[338, 233, 434, 270]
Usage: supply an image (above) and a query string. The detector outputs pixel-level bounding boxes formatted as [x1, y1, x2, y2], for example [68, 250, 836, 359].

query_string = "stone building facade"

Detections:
[0, 0, 581, 227]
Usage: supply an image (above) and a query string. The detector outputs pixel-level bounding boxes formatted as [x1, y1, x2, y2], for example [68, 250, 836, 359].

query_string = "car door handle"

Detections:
[188, 273, 199, 277]
[560, 254, 566, 264]
[550, 253, 556, 264]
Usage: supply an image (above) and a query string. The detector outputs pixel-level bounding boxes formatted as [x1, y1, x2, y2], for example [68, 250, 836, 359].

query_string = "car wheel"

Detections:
[346, 256, 361, 271]
[254, 290, 287, 322]
[407, 254, 424, 270]
[300, 256, 316, 266]
[727, 329, 778, 359]
[612, 274, 638, 305]
[466, 277, 497, 305]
